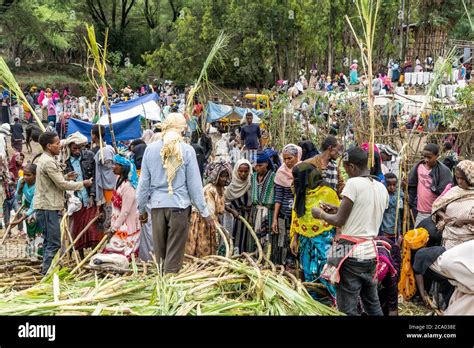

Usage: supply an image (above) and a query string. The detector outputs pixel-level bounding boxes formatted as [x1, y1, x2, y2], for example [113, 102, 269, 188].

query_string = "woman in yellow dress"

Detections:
[290, 162, 340, 299]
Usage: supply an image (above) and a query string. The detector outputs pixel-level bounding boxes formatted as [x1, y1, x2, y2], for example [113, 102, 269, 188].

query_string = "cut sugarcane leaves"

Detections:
[0, 255, 342, 316]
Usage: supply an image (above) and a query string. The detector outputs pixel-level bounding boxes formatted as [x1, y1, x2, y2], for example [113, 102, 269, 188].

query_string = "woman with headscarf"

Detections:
[413, 160, 474, 311]
[129, 139, 147, 175]
[249, 151, 276, 253]
[103, 154, 140, 260]
[185, 159, 232, 257]
[350, 59, 359, 85]
[8, 152, 25, 182]
[289, 162, 340, 300]
[224, 159, 253, 254]
[271, 144, 301, 266]
[263, 147, 281, 170]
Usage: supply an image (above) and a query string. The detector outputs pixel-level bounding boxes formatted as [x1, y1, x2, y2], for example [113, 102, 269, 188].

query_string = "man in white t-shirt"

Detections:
[312, 146, 389, 316]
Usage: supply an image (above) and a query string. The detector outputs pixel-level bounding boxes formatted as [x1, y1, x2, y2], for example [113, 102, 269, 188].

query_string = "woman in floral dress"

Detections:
[186, 160, 232, 257]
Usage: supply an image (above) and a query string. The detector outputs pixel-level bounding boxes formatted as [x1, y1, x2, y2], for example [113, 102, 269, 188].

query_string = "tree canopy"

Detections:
[0, 0, 472, 89]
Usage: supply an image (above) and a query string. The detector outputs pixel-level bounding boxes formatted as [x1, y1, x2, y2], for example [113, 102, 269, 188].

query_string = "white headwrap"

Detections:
[224, 159, 253, 202]
[60, 131, 89, 162]
[160, 113, 188, 194]
[142, 129, 154, 144]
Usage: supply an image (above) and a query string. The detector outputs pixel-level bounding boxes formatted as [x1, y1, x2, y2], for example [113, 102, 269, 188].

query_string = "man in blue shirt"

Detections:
[240, 112, 261, 164]
[137, 113, 214, 274]
[379, 172, 403, 241]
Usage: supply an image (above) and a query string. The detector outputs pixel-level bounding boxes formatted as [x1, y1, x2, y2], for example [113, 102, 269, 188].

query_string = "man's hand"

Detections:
[290, 238, 299, 256]
[66, 171, 78, 181]
[88, 196, 95, 209]
[203, 216, 216, 234]
[10, 213, 26, 226]
[320, 202, 338, 214]
[311, 207, 324, 220]
[230, 210, 239, 219]
[421, 290, 430, 307]
[271, 220, 279, 234]
[139, 211, 148, 224]
[105, 229, 114, 241]
[83, 179, 93, 188]
[453, 219, 467, 228]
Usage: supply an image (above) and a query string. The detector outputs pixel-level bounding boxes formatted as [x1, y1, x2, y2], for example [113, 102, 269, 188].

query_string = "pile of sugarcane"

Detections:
[0, 258, 43, 291]
[0, 252, 342, 316]
[398, 298, 434, 316]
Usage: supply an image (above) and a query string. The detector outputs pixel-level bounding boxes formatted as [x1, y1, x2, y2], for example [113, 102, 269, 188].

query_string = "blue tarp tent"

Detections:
[99, 93, 161, 125]
[234, 107, 264, 124]
[206, 101, 233, 123]
[67, 116, 142, 144]
[204, 101, 265, 124]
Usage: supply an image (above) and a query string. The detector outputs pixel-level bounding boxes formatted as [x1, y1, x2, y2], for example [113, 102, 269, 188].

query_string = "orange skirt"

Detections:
[103, 189, 113, 204]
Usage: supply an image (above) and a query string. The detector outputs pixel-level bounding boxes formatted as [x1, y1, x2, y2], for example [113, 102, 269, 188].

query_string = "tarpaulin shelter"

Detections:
[99, 93, 161, 125]
[67, 116, 142, 144]
[205, 101, 265, 124]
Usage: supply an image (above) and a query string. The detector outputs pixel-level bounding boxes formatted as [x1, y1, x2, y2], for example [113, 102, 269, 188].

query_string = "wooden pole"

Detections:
[0, 205, 25, 246]
[101, 83, 118, 153]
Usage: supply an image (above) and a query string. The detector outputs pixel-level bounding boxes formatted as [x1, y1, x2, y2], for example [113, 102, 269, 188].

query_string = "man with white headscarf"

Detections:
[136, 113, 214, 273]
[62, 132, 101, 259]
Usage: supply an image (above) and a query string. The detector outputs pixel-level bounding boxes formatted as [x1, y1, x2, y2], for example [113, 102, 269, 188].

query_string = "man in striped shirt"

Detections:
[305, 136, 345, 194]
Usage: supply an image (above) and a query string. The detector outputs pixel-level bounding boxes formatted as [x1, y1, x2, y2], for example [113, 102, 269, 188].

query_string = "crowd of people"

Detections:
[284, 55, 471, 100]
[0, 81, 190, 146]
[0, 53, 472, 316]
[1, 95, 472, 316]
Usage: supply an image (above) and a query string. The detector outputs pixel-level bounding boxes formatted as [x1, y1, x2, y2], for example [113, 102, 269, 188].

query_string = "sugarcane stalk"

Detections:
[51, 215, 100, 270]
[70, 235, 108, 275]
[393, 143, 407, 238]
[84, 25, 118, 153]
[215, 223, 231, 258]
[0, 205, 25, 246]
[61, 214, 80, 266]
[238, 216, 263, 265]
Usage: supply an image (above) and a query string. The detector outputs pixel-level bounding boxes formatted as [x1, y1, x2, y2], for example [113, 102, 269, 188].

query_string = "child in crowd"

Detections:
[10, 164, 43, 258]
[1, 170, 18, 231]
[375, 236, 401, 316]
[379, 173, 404, 241]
